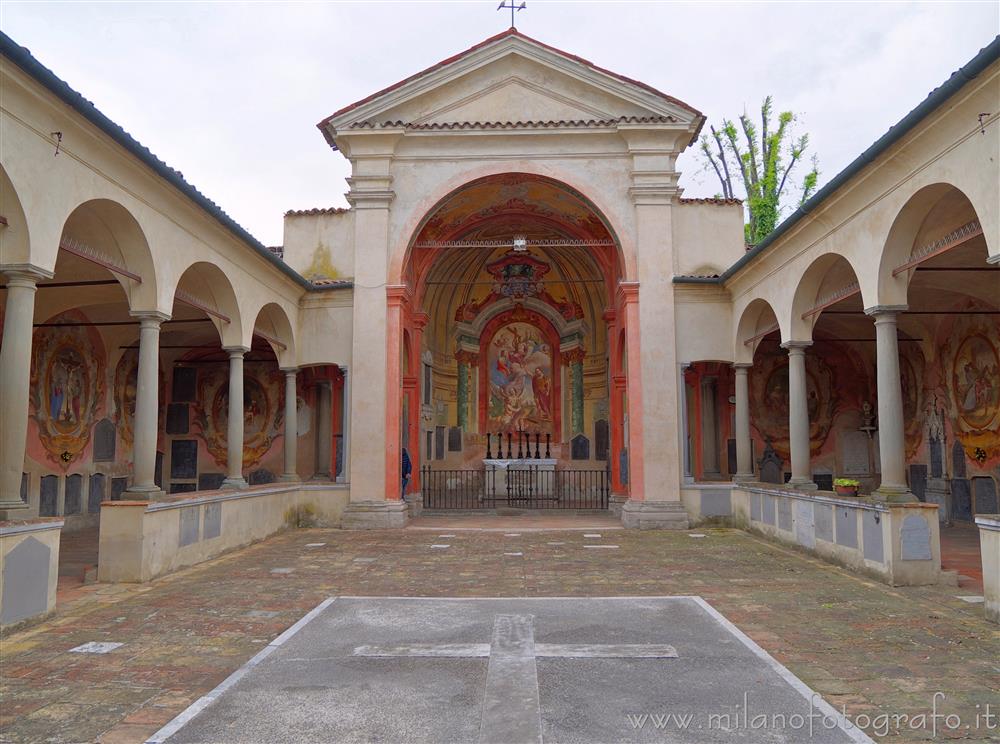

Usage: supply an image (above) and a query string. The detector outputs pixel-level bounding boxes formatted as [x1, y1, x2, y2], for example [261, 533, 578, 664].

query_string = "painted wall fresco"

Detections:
[941, 316, 1000, 466]
[486, 321, 554, 433]
[29, 311, 106, 468]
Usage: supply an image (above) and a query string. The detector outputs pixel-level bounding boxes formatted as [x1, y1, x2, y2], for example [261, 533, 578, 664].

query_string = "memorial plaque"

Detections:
[64, 474, 82, 515]
[750, 492, 762, 522]
[952, 441, 967, 478]
[700, 489, 731, 517]
[862, 511, 884, 563]
[249, 469, 276, 486]
[425, 431, 433, 463]
[448, 426, 463, 452]
[900, 515, 932, 561]
[172, 366, 197, 402]
[835, 507, 858, 548]
[909, 464, 928, 502]
[594, 420, 609, 461]
[951, 478, 972, 521]
[171, 482, 198, 494]
[840, 431, 871, 476]
[155, 451, 163, 489]
[198, 473, 226, 491]
[171, 440, 198, 479]
[93, 418, 116, 462]
[571, 434, 590, 461]
[812, 472, 834, 492]
[20, 473, 28, 503]
[777, 498, 792, 532]
[88, 474, 106, 513]
[335, 434, 344, 477]
[973, 476, 998, 515]
[179, 506, 200, 546]
[434, 427, 445, 461]
[39, 475, 59, 517]
[814, 503, 833, 542]
[794, 500, 815, 549]
[762, 494, 776, 526]
[619, 449, 629, 485]
[166, 403, 190, 435]
[111, 478, 128, 501]
[203, 502, 222, 539]
[758, 443, 783, 484]
[929, 436, 943, 479]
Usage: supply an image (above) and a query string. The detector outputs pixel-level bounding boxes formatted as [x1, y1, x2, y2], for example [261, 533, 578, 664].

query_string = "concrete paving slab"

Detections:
[156, 597, 870, 744]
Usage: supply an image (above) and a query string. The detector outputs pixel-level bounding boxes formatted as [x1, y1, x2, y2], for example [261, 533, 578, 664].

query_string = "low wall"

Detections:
[976, 515, 999, 623]
[1, 518, 63, 629]
[731, 485, 941, 586]
[681, 484, 737, 523]
[99, 483, 350, 583]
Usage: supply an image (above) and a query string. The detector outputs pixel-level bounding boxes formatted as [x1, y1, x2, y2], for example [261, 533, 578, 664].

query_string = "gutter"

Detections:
[0, 31, 349, 294]
[674, 35, 1000, 287]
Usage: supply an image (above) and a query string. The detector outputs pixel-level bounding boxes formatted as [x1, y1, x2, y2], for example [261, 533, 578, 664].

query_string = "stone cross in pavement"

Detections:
[353, 613, 678, 743]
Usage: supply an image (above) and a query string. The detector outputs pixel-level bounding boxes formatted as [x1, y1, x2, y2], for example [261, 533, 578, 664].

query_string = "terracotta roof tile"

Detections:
[309, 278, 353, 288]
[678, 197, 743, 205]
[346, 115, 678, 131]
[284, 207, 350, 217]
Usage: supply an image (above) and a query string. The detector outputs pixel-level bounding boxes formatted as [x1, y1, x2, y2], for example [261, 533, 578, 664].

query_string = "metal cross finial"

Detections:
[497, 0, 525, 29]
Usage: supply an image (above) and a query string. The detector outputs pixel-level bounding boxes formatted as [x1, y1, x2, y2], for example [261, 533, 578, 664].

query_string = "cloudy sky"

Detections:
[3, 1, 997, 245]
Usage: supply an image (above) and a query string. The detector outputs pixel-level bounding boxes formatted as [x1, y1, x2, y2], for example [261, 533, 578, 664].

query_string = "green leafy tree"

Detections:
[700, 96, 820, 245]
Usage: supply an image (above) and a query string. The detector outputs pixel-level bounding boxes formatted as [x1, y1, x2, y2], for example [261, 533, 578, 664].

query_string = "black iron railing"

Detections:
[421, 465, 609, 510]
[421, 466, 496, 510]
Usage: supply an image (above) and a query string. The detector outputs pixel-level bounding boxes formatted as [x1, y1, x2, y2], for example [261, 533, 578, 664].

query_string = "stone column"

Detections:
[314, 380, 332, 479]
[221, 346, 249, 489]
[128, 311, 169, 496]
[866, 306, 915, 501]
[679, 364, 693, 483]
[565, 347, 585, 435]
[280, 368, 298, 481]
[337, 366, 351, 483]
[782, 342, 816, 490]
[456, 357, 470, 430]
[700, 376, 721, 476]
[0, 267, 49, 509]
[733, 363, 754, 482]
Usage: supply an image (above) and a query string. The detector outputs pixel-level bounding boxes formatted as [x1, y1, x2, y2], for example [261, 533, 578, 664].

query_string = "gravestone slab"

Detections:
[929, 436, 943, 479]
[179, 506, 200, 546]
[20, 472, 28, 503]
[750, 492, 762, 522]
[700, 489, 731, 517]
[900, 515, 932, 561]
[862, 512, 884, 564]
[909, 464, 928, 502]
[111, 478, 128, 501]
[0, 537, 50, 626]
[172, 366, 197, 402]
[170, 483, 198, 494]
[93, 419, 116, 462]
[813, 472, 834, 492]
[951, 478, 973, 521]
[835, 507, 858, 549]
[155, 451, 164, 489]
[335, 434, 344, 478]
[448, 426, 463, 452]
[973, 477, 998, 514]
[88, 474, 106, 513]
[952, 441, 968, 478]
[39, 476, 58, 517]
[171, 440, 198, 479]
[203, 502, 222, 539]
[64, 474, 82, 515]
[434, 426, 445, 461]
[840, 430, 871, 476]
[815, 503, 834, 542]
[759, 443, 783, 484]
[166, 403, 190, 435]
[762, 494, 776, 525]
[619, 448, 628, 486]
[777, 498, 792, 532]
[594, 419, 609, 461]
[198, 473, 226, 492]
[794, 500, 815, 549]
[571, 434, 590, 460]
[249, 469, 276, 486]
[727, 438, 737, 476]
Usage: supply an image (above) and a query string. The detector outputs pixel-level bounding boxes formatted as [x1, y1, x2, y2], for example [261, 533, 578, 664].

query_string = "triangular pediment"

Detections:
[320, 30, 702, 143]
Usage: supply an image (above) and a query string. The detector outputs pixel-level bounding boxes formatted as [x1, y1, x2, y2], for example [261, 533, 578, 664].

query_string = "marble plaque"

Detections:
[951, 478, 973, 521]
[594, 420, 609, 461]
[862, 511, 884, 563]
[700, 490, 731, 517]
[111, 477, 128, 501]
[203, 502, 222, 539]
[171, 440, 198, 479]
[155, 451, 163, 489]
[813, 472, 834, 492]
[750, 492, 762, 522]
[39, 475, 59, 517]
[835, 507, 858, 549]
[435, 426, 445, 461]
[840, 431, 871, 476]
[571, 434, 590, 461]
[794, 500, 815, 549]
[814, 503, 833, 542]
[179, 506, 200, 546]
[64, 474, 82, 515]
[166, 403, 190, 435]
[759, 443, 783, 484]
[20, 472, 29, 503]
[777, 498, 792, 532]
[900, 515, 932, 561]
[0, 537, 50, 626]
[448, 426, 463, 452]
[973, 477, 998, 514]
[93, 418, 116, 462]
[172, 366, 197, 402]
[929, 436, 943, 479]
[952, 441, 967, 479]
[249, 469, 276, 486]
[762, 494, 776, 526]
[170, 483, 198, 494]
[909, 464, 928, 502]
[88, 474, 106, 513]
[727, 439, 737, 476]
[198, 473, 226, 491]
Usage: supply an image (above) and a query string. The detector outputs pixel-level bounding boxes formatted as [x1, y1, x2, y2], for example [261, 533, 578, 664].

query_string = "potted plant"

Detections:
[834, 478, 860, 497]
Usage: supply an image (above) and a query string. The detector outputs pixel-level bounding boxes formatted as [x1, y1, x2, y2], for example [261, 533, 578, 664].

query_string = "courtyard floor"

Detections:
[2, 523, 997, 743]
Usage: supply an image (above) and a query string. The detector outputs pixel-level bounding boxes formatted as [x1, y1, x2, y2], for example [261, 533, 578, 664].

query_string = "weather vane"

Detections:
[498, 1, 526, 29]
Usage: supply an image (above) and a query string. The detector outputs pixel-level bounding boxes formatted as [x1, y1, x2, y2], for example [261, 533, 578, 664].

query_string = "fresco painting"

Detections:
[486, 322, 554, 433]
[945, 324, 1000, 463]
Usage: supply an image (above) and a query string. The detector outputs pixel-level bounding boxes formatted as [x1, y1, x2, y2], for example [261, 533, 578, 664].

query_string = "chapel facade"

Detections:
[1, 29, 998, 546]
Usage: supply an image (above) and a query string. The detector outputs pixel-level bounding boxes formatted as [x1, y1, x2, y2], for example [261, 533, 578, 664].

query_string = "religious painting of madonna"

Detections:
[487, 322, 554, 433]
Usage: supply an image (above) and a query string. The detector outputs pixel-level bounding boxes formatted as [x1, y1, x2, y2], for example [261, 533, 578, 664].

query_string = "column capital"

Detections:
[780, 340, 812, 353]
[986, 253, 1000, 265]
[602, 308, 617, 324]
[412, 312, 430, 330]
[386, 284, 411, 307]
[2, 264, 53, 286]
[280, 366, 299, 375]
[223, 345, 250, 358]
[616, 281, 640, 305]
[130, 310, 171, 326]
[732, 362, 753, 371]
[562, 347, 586, 365]
[864, 304, 908, 318]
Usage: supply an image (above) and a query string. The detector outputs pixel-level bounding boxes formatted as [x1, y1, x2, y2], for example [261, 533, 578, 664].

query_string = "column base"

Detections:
[874, 484, 918, 503]
[732, 473, 756, 483]
[609, 494, 628, 517]
[125, 486, 165, 501]
[404, 492, 423, 517]
[220, 477, 248, 490]
[310, 473, 333, 482]
[620, 499, 689, 530]
[342, 500, 409, 530]
[788, 477, 818, 491]
[0, 500, 29, 514]
[278, 474, 300, 483]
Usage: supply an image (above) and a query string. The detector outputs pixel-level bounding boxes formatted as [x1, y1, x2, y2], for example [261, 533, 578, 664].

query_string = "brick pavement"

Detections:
[1, 526, 997, 743]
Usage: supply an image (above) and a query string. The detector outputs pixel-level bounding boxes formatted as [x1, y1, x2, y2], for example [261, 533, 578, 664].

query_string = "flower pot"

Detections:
[835, 486, 859, 497]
